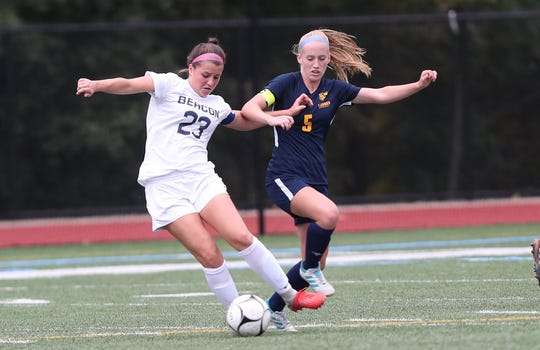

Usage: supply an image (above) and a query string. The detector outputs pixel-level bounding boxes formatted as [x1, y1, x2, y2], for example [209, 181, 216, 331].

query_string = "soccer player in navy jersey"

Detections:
[241, 28, 437, 331]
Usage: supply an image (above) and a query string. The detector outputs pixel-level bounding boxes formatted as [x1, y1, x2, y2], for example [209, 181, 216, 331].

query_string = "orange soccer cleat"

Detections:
[290, 288, 327, 312]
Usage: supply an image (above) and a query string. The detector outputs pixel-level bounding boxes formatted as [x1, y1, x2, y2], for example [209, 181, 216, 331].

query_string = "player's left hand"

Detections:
[418, 70, 438, 88]
[287, 93, 313, 116]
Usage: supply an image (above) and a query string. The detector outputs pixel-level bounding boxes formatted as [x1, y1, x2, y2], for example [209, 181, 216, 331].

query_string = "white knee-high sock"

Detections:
[239, 237, 296, 305]
[203, 261, 238, 309]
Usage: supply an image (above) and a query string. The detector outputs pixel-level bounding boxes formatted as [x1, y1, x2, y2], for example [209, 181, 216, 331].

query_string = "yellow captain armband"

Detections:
[259, 88, 275, 107]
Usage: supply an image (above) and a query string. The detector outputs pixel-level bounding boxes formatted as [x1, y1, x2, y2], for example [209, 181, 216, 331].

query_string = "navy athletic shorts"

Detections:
[265, 176, 328, 225]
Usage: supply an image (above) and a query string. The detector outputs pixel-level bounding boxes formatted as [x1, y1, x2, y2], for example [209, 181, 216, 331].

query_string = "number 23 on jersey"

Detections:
[177, 110, 211, 139]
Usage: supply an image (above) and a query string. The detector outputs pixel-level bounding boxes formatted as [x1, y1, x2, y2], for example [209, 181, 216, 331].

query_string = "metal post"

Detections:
[447, 10, 472, 198]
[1, 30, 18, 218]
[248, 0, 265, 234]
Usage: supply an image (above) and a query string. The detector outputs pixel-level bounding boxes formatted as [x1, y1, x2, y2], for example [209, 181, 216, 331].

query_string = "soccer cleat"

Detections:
[289, 288, 326, 312]
[531, 239, 540, 286]
[300, 264, 336, 296]
[269, 308, 298, 332]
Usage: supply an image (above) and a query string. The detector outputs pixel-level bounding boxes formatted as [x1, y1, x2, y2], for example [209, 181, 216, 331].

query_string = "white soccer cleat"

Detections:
[269, 309, 297, 332]
[300, 264, 335, 296]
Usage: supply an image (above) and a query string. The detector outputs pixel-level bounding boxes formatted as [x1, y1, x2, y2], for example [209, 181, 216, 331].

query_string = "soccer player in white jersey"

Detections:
[76, 37, 326, 319]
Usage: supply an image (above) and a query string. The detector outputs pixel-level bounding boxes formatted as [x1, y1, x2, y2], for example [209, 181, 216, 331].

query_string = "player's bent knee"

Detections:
[226, 231, 254, 251]
[319, 205, 340, 229]
[196, 249, 225, 268]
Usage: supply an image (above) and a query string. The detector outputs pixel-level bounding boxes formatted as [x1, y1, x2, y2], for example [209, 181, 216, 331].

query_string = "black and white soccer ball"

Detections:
[226, 294, 270, 336]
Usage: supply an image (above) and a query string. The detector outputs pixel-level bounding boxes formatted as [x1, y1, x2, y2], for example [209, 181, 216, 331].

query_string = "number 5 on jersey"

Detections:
[302, 114, 313, 133]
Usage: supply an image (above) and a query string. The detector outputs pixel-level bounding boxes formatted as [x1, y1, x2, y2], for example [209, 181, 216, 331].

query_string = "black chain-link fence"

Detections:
[1, 10, 540, 220]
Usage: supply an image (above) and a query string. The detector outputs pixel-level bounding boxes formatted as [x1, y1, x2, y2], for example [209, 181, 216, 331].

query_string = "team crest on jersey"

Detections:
[318, 91, 331, 108]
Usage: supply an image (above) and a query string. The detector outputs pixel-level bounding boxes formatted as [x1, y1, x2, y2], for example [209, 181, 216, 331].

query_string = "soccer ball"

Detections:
[226, 294, 270, 336]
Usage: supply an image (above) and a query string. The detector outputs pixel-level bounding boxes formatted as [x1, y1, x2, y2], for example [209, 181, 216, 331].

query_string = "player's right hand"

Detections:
[268, 115, 294, 130]
[76, 78, 95, 98]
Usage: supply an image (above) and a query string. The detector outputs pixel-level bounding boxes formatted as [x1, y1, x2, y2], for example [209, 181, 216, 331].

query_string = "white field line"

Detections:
[0, 246, 530, 281]
[0, 339, 36, 344]
[138, 292, 214, 298]
[0, 298, 50, 305]
[3, 313, 540, 344]
[0, 286, 27, 291]
[476, 310, 540, 314]
[328, 247, 529, 264]
[341, 278, 530, 284]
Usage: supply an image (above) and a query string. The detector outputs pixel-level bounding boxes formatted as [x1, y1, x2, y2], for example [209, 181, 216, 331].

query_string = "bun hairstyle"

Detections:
[179, 37, 226, 75]
[293, 29, 372, 82]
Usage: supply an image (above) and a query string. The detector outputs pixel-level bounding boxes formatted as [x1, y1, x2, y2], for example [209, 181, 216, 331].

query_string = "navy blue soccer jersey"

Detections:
[264, 71, 361, 185]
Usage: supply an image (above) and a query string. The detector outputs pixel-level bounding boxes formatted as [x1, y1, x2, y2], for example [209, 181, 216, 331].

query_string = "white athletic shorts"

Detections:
[143, 171, 228, 231]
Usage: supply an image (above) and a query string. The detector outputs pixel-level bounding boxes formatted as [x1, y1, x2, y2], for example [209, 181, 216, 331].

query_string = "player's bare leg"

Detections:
[531, 239, 540, 286]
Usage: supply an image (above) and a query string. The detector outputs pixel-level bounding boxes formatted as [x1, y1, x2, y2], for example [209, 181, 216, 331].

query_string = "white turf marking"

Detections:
[0, 298, 50, 305]
[328, 247, 529, 264]
[0, 327, 225, 343]
[0, 246, 530, 280]
[350, 318, 422, 322]
[476, 310, 540, 314]
[4, 315, 540, 343]
[138, 292, 213, 298]
[0, 339, 36, 344]
[68, 302, 219, 307]
[0, 286, 27, 291]
[342, 278, 530, 284]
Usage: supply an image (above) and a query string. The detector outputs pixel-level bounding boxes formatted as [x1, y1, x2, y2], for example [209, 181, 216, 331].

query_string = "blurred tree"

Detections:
[0, 0, 539, 217]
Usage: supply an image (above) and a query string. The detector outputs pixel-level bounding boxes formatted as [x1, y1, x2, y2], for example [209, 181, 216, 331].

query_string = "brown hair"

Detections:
[179, 37, 226, 74]
[293, 29, 372, 82]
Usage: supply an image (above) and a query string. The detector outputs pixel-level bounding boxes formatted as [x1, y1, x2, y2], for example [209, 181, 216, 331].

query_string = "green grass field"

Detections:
[2, 223, 540, 349]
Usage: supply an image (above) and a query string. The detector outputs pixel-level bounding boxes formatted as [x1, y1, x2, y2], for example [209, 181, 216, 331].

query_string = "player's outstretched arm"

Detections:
[353, 70, 437, 105]
[76, 75, 154, 98]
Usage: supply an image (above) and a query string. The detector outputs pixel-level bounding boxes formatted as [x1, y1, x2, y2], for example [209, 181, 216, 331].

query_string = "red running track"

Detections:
[1, 197, 539, 248]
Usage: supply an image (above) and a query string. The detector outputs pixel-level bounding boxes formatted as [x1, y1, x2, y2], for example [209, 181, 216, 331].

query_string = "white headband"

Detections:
[298, 35, 329, 50]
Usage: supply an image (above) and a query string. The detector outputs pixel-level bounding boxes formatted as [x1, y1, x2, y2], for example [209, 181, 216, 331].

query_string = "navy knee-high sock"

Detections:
[303, 222, 334, 269]
[268, 261, 308, 312]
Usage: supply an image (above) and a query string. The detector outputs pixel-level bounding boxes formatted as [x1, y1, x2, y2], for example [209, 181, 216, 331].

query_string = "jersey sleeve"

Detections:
[215, 96, 233, 123]
[220, 112, 236, 125]
[145, 71, 178, 100]
[335, 80, 361, 106]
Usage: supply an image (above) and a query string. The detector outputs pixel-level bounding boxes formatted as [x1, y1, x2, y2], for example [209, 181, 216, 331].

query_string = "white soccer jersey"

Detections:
[137, 72, 234, 186]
